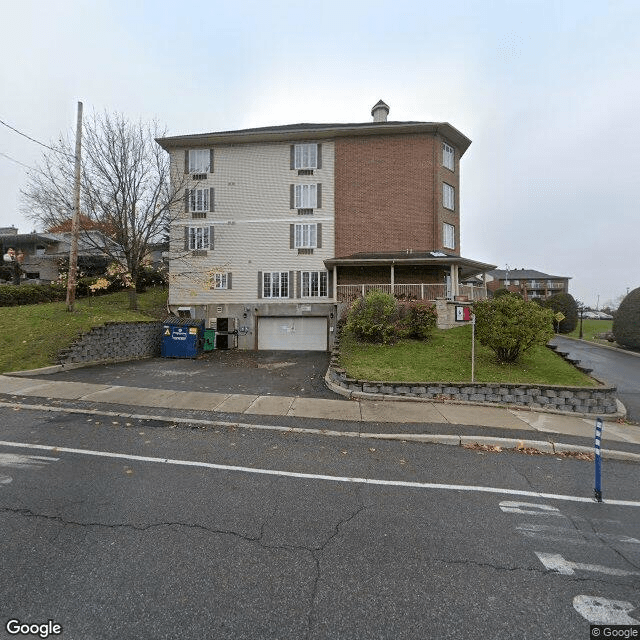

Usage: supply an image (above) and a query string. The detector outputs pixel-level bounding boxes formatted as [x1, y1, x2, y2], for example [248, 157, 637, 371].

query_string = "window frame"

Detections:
[294, 144, 318, 170]
[212, 272, 227, 290]
[294, 184, 317, 209]
[294, 223, 318, 249]
[443, 183, 455, 211]
[188, 149, 210, 174]
[188, 226, 210, 251]
[442, 142, 455, 171]
[301, 270, 328, 297]
[442, 223, 455, 250]
[189, 188, 210, 213]
[263, 271, 289, 298]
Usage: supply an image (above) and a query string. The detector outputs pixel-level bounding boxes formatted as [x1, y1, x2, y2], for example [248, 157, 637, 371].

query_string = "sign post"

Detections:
[471, 312, 476, 383]
[594, 417, 603, 503]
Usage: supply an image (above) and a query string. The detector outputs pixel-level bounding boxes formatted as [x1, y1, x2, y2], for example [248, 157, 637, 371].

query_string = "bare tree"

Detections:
[21, 111, 184, 309]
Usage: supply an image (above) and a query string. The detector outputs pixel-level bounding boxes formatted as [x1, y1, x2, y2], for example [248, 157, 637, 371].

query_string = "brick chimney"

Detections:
[371, 100, 390, 122]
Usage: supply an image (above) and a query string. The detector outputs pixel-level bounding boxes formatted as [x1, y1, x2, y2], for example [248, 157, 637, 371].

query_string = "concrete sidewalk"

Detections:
[2, 374, 640, 457]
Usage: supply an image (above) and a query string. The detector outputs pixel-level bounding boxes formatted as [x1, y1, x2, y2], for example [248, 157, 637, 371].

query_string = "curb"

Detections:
[2, 399, 639, 464]
[324, 371, 628, 421]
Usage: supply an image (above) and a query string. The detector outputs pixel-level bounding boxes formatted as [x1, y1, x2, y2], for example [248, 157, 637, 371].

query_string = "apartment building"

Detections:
[156, 101, 495, 350]
[486, 268, 571, 300]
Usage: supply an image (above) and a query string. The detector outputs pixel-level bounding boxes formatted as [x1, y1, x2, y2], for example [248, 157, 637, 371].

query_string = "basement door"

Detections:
[257, 317, 328, 351]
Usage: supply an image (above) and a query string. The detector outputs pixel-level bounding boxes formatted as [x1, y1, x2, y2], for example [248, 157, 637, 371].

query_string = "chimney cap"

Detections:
[371, 100, 390, 122]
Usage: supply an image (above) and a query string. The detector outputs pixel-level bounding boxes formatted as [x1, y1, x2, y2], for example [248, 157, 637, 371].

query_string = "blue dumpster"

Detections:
[161, 318, 205, 358]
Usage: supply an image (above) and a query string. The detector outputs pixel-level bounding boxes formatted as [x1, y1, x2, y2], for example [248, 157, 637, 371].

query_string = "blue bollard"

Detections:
[594, 417, 603, 503]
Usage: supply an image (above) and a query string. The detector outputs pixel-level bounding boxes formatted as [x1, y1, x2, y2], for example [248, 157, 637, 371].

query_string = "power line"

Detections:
[0, 150, 38, 173]
[0, 117, 74, 159]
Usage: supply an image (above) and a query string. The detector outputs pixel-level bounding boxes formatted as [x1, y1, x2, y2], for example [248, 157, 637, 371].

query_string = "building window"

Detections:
[211, 273, 228, 289]
[188, 227, 210, 251]
[294, 184, 317, 209]
[294, 144, 317, 170]
[263, 271, 289, 298]
[36, 245, 46, 257]
[443, 223, 455, 250]
[443, 183, 455, 210]
[188, 149, 210, 174]
[189, 188, 210, 213]
[295, 223, 317, 249]
[302, 271, 328, 297]
[443, 142, 454, 171]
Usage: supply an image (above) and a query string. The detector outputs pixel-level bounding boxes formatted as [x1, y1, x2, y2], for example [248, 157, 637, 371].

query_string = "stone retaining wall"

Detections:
[58, 321, 163, 365]
[328, 334, 618, 414]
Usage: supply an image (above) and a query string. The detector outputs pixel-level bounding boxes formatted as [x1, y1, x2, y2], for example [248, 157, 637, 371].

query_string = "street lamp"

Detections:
[579, 304, 584, 340]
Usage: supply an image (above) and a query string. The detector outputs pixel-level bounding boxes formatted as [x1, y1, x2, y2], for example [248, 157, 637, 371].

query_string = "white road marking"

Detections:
[517, 523, 640, 545]
[499, 501, 564, 516]
[0, 453, 59, 469]
[0, 439, 639, 507]
[536, 552, 640, 576]
[573, 595, 639, 625]
[0, 475, 12, 484]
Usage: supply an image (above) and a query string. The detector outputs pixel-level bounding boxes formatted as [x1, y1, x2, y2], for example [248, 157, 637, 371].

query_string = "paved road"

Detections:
[1, 406, 638, 639]
[551, 337, 640, 423]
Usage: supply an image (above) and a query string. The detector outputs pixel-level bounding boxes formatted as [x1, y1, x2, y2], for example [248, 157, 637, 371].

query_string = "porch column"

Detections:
[390, 264, 395, 295]
[450, 264, 459, 299]
[333, 266, 337, 301]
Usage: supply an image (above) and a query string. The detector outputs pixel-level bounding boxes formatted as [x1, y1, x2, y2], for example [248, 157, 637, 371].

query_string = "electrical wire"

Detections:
[0, 117, 74, 159]
[0, 150, 38, 173]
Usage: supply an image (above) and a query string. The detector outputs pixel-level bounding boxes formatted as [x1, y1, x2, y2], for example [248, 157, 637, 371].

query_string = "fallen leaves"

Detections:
[462, 442, 594, 460]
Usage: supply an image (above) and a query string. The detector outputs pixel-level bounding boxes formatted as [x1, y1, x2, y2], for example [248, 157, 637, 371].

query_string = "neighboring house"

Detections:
[486, 269, 571, 300]
[156, 101, 496, 351]
[0, 226, 122, 282]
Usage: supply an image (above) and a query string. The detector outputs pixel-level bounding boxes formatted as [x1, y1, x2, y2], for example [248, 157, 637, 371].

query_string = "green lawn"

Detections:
[0, 288, 168, 373]
[568, 319, 613, 342]
[339, 325, 597, 387]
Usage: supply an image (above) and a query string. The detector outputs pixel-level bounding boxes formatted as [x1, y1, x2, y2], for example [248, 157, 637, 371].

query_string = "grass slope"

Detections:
[339, 325, 597, 387]
[0, 288, 168, 373]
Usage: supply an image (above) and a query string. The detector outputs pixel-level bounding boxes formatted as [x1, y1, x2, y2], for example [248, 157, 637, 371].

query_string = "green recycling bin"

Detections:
[204, 328, 216, 351]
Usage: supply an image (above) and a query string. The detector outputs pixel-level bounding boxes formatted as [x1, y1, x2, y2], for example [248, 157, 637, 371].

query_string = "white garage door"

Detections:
[258, 317, 328, 351]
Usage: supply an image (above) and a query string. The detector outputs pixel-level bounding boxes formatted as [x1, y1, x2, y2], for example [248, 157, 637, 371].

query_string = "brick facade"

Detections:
[334, 133, 460, 257]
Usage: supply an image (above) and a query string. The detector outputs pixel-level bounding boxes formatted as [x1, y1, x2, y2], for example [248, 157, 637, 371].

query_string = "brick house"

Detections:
[486, 268, 571, 300]
[156, 101, 495, 350]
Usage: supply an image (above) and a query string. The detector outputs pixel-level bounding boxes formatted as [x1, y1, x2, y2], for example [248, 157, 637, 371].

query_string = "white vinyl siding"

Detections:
[443, 183, 455, 211]
[294, 223, 317, 249]
[188, 227, 210, 250]
[189, 149, 210, 174]
[294, 184, 317, 209]
[443, 223, 455, 250]
[190, 188, 210, 213]
[443, 142, 454, 171]
[294, 144, 318, 170]
[301, 271, 328, 297]
[263, 271, 289, 298]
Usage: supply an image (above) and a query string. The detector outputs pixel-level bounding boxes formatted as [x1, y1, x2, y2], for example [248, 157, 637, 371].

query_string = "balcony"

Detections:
[336, 283, 488, 303]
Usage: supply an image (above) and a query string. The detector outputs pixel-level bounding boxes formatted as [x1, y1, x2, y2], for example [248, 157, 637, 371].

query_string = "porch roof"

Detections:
[324, 251, 497, 279]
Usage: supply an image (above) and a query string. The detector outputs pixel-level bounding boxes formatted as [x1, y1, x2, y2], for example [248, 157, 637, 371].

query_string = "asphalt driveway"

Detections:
[24, 350, 337, 399]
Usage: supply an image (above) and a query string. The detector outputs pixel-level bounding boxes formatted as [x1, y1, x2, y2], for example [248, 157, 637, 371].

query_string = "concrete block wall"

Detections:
[328, 334, 618, 414]
[58, 321, 163, 365]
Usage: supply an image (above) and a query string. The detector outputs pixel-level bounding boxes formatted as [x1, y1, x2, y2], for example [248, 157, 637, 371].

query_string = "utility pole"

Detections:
[66, 101, 83, 312]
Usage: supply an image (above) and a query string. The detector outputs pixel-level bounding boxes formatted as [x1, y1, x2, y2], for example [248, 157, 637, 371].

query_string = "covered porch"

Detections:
[324, 251, 497, 305]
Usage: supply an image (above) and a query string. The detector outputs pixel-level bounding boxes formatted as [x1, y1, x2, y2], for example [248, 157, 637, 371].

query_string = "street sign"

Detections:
[554, 312, 565, 322]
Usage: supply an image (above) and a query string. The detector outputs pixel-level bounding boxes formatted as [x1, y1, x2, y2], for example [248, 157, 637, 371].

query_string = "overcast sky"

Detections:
[1, 0, 638, 308]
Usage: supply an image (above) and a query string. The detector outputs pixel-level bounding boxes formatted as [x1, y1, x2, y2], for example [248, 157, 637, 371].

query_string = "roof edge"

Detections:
[156, 121, 472, 155]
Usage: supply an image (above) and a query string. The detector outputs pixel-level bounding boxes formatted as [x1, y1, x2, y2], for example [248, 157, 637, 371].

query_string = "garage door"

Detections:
[257, 317, 328, 351]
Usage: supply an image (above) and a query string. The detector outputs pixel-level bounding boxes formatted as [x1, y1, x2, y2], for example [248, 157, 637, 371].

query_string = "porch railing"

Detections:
[336, 283, 487, 303]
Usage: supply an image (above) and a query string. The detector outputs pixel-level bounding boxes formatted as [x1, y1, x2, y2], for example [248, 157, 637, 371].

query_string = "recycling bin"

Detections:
[161, 318, 204, 358]
[203, 328, 216, 351]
